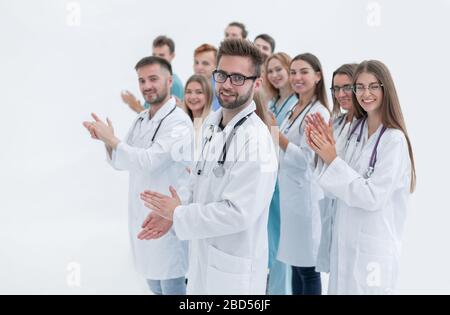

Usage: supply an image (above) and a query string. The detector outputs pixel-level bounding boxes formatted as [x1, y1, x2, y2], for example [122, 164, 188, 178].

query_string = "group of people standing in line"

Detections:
[83, 21, 416, 295]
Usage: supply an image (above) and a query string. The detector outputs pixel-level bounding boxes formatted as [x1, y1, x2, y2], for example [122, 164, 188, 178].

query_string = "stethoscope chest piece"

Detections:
[213, 163, 226, 178]
[197, 112, 254, 178]
[346, 119, 387, 180]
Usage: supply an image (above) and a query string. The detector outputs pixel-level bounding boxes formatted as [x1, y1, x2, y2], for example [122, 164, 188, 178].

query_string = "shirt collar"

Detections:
[139, 97, 176, 122]
[205, 101, 256, 130]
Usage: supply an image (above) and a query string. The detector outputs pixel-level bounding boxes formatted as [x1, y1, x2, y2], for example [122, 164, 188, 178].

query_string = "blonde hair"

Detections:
[253, 90, 270, 128]
[264, 52, 293, 100]
[182, 75, 213, 121]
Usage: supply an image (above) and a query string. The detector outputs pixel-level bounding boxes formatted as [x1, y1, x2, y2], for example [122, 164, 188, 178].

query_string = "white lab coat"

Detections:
[316, 123, 411, 294]
[277, 101, 330, 267]
[108, 97, 193, 280]
[172, 102, 278, 295]
[315, 114, 356, 273]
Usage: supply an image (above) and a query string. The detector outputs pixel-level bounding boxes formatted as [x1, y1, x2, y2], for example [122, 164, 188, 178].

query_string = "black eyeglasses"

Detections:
[330, 85, 353, 95]
[353, 83, 384, 95]
[213, 70, 258, 86]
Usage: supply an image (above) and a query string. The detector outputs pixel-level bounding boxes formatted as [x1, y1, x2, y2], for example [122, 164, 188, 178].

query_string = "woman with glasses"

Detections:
[305, 60, 416, 294]
[329, 63, 359, 139]
[314, 63, 358, 275]
[264, 52, 297, 295]
[269, 53, 330, 295]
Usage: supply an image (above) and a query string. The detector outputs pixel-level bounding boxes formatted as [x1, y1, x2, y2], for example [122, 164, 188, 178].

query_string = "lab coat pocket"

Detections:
[354, 233, 397, 294]
[206, 245, 252, 295]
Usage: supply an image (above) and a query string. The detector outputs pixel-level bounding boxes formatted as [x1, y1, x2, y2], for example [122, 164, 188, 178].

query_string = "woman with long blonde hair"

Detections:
[181, 74, 213, 148]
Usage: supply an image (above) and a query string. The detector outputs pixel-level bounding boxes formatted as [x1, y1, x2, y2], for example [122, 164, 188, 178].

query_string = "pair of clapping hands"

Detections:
[82, 113, 182, 241]
[137, 186, 182, 241]
[304, 113, 338, 165]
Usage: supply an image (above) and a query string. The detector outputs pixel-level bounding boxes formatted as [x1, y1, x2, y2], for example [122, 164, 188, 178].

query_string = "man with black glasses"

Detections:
[138, 39, 278, 295]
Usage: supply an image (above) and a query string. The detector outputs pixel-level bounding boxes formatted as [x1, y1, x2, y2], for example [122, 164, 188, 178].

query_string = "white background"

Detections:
[0, 0, 449, 294]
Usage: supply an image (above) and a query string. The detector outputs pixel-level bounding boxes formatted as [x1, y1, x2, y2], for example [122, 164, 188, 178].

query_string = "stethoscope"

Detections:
[336, 113, 353, 138]
[270, 94, 296, 119]
[196, 112, 254, 177]
[282, 99, 318, 135]
[127, 106, 176, 145]
[344, 117, 387, 179]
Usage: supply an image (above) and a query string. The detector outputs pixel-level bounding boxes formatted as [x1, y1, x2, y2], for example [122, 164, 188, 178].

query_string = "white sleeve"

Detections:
[177, 170, 195, 206]
[106, 116, 138, 171]
[106, 144, 130, 171]
[318, 132, 410, 211]
[111, 119, 193, 173]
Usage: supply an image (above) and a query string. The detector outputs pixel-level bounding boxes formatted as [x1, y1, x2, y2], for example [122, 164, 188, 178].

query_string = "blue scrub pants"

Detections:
[267, 182, 292, 295]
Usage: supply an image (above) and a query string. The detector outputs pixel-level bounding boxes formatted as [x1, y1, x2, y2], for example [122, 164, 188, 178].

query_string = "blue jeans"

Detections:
[146, 277, 186, 295]
[292, 266, 321, 295]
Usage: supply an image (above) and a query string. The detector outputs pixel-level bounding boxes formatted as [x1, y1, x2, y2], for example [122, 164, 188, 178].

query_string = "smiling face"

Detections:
[354, 72, 383, 115]
[184, 81, 207, 114]
[333, 74, 353, 111]
[194, 51, 216, 79]
[137, 64, 172, 106]
[215, 55, 260, 110]
[289, 59, 321, 96]
[267, 58, 289, 91]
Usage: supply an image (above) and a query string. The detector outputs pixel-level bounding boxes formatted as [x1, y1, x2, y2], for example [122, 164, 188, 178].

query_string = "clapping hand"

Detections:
[305, 113, 337, 165]
[138, 211, 173, 240]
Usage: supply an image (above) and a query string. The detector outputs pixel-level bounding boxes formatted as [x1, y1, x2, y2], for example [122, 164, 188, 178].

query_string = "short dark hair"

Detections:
[152, 35, 175, 54]
[217, 39, 264, 77]
[228, 22, 248, 39]
[134, 56, 173, 75]
[254, 34, 276, 53]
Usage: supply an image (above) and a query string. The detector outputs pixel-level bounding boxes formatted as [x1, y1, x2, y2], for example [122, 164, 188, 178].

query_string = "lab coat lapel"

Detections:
[150, 97, 177, 122]
[132, 97, 177, 145]
[223, 102, 256, 130]
[197, 102, 256, 177]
